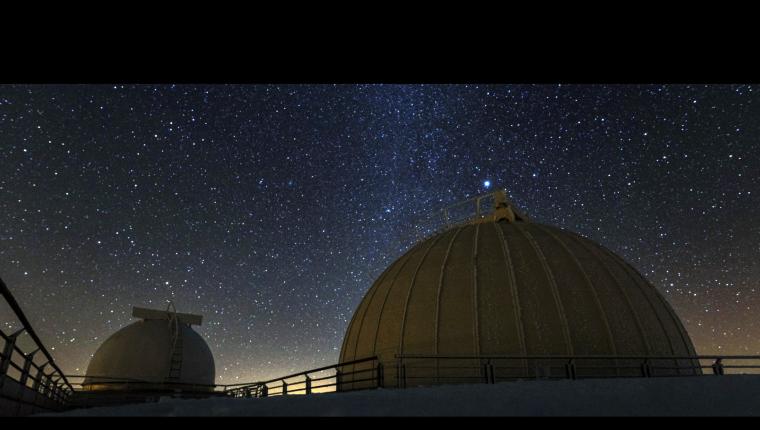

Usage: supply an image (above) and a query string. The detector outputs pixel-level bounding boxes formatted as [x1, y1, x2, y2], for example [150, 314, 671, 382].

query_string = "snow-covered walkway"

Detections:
[46, 375, 760, 416]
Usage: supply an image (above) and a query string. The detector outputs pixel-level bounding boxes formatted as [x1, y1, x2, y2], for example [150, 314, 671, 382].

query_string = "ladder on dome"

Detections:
[165, 302, 184, 383]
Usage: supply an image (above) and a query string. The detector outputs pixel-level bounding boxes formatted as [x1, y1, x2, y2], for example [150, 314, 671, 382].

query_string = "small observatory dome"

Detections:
[339, 191, 698, 388]
[83, 306, 215, 392]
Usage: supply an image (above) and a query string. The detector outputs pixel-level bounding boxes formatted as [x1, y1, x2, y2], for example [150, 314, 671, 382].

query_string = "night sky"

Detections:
[1, 84, 759, 385]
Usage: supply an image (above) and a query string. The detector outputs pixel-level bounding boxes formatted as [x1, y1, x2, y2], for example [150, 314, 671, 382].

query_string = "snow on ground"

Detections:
[45, 376, 760, 416]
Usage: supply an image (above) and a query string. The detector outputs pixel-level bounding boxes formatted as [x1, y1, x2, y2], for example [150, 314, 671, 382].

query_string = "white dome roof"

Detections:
[84, 316, 215, 390]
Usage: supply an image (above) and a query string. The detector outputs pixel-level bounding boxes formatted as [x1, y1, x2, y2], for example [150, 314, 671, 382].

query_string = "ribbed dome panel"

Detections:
[339, 220, 698, 387]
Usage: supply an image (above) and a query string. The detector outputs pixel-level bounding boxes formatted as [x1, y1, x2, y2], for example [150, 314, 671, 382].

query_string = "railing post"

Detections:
[335, 368, 342, 392]
[19, 348, 39, 386]
[51, 375, 62, 400]
[712, 358, 725, 376]
[32, 362, 48, 391]
[282, 379, 287, 395]
[41, 373, 52, 397]
[565, 359, 576, 380]
[376, 362, 384, 388]
[641, 359, 651, 378]
[395, 357, 401, 388]
[305, 375, 312, 394]
[401, 363, 407, 388]
[52, 380, 62, 402]
[482, 359, 495, 384]
[0, 328, 25, 379]
[47, 375, 56, 398]
[261, 384, 268, 397]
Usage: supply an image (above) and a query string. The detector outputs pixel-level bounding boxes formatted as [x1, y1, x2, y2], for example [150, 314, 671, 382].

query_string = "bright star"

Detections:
[483, 180, 491, 188]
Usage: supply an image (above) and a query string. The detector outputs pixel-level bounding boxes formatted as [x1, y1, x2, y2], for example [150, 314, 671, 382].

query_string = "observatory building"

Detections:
[82, 306, 215, 393]
[339, 190, 699, 389]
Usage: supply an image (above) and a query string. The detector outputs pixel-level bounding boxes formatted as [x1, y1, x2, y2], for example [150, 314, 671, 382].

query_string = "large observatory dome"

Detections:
[83, 307, 215, 392]
[339, 191, 698, 388]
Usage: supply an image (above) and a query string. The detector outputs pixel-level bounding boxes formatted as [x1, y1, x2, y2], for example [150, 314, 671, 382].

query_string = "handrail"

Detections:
[386, 354, 760, 388]
[1, 276, 77, 415]
[395, 354, 760, 360]
[64, 352, 751, 398]
[225, 356, 378, 389]
[1, 276, 73, 392]
[224, 356, 380, 397]
[55, 356, 381, 397]
[257, 355, 379, 386]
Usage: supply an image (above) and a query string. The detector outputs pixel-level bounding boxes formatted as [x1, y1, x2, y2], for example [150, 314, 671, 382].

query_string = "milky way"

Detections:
[1, 84, 759, 384]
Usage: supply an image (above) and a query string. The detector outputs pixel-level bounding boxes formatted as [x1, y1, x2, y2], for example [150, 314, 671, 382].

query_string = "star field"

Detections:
[1, 84, 759, 384]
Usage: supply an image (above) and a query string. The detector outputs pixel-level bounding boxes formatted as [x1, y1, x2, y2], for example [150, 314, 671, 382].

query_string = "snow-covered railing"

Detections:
[0, 276, 74, 416]
[224, 356, 381, 398]
[393, 354, 760, 387]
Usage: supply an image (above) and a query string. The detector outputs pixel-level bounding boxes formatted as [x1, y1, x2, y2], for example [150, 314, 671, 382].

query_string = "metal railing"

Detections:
[371, 190, 522, 282]
[224, 356, 381, 398]
[406, 191, 503, 244]
[1, 276, 75, 415]
[391, 354, 760, 388]
[53, 356, 382, 404]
